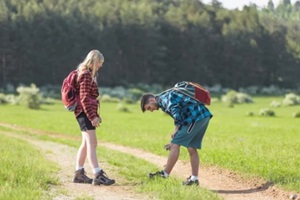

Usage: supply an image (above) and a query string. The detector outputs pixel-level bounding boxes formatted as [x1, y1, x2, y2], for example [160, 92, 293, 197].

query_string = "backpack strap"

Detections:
[172, 87, 198, 102]
[155, 88, 173, 97]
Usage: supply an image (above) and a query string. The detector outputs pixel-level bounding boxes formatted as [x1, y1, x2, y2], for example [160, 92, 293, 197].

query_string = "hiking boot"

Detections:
[73, 168, 93, 184]
[92, 170, 115, 186]
[182, 176, 199, 186]
[148, 170, 166, 179]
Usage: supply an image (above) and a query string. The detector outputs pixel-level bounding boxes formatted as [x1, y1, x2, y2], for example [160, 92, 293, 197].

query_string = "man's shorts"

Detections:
[171, 117, 210, 149]
[76, 112, 95, 131]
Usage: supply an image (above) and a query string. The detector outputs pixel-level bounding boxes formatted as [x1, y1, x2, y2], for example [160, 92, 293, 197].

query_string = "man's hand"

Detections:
[164, 144, 171, 151]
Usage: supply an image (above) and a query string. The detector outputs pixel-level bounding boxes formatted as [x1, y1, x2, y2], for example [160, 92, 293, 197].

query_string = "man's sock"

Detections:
[162, 170, 169, 177]
[190, 175, 198, 181]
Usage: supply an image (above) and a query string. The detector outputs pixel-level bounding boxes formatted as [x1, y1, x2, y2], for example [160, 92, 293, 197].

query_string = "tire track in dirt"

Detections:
[0, 122, 298, 200]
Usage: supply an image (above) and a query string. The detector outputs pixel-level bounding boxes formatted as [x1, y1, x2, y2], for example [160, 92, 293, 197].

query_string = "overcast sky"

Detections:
[201, 0, 297, 9]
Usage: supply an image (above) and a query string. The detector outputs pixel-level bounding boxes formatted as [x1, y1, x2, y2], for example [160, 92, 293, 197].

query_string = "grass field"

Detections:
[0, 130, 220, 200]
[0, 134, 59, 200]
[0, 96, 299, 193]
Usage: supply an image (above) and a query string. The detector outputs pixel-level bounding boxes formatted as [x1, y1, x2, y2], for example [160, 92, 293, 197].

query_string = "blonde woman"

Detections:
[73, 50, 115, 186]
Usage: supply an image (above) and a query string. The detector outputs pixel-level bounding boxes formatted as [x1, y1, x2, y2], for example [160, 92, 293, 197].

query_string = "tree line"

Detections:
[0, 0, 300, 90]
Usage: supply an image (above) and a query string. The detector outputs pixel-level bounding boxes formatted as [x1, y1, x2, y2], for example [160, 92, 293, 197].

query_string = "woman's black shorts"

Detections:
[76, 112, 95, 131]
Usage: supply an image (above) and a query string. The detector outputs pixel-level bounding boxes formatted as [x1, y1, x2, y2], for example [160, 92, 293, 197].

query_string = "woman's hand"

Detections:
[91, 117, 102, 127]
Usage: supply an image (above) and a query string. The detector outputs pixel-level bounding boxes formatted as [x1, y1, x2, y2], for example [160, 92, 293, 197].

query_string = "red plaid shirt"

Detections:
[74, 70, 99, 122]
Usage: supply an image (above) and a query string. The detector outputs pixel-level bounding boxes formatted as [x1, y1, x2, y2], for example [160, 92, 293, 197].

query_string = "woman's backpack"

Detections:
[61, 70, 79, 111]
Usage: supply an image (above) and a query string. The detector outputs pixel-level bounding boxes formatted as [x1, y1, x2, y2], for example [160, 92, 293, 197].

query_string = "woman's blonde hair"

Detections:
[77, 50, 104, 81]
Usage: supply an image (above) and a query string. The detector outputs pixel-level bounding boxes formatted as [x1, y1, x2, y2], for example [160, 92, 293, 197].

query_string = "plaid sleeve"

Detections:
[168, 93, 185, 126]
[159, 91, 212, 126]
[78, 72, 98, 122]
[160, 92, 183, 126]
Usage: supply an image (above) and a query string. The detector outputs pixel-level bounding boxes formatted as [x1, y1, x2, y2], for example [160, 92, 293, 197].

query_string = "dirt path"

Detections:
[1, 130, 152, 200]
[99, 143, 296, 200]
[0, 122, 298, 200]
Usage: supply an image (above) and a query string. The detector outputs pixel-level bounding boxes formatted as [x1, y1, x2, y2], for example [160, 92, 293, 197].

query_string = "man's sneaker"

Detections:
[92, 170, 115, 186]
[148, 170, 166, 179]
[182, 176, 199, 186]
[73, 168, 93, 184]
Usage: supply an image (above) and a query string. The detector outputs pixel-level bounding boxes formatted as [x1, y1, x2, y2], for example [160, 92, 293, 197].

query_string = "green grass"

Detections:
[0, 134, 59, 200]
[100, 146, 220, 200]
[0, 96, 299, 193]
[0, 128, 220, 200]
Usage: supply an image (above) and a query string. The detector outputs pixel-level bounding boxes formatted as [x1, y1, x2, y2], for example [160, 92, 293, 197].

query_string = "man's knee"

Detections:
[187, 147, 197, 155]
[170, 143, 180, 150]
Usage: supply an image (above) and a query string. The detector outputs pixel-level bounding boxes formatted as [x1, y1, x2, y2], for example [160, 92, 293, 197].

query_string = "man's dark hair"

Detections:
[140, 93, 155, 112]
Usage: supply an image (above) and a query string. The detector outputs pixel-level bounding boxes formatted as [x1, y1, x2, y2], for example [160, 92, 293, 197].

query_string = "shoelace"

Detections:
[97, 170, 110, 179]
[102, 171, 109, 178]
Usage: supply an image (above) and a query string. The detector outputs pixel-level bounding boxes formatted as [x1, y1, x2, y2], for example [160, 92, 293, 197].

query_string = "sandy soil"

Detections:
[0, 122, 298, 200]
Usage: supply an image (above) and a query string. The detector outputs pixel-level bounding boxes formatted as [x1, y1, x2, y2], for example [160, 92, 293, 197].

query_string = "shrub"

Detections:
[259, 108, 275, 117]
[239, 86, 259, 95]
[40, 85, 61, 99]
[247, 111, 254, 116]
[236, 93, 253, 103]
[100, 86, 126, 99]
[221, 90, 238, 104]
[16, 84, 42, 109]
[208, 84, 222, 93]
[221, 90, 253, 105]
[293, 111, 300, 118]
[211, 97, 220, 103]
[270, 100, 281, 108]
[5, 94, 18, 105]
[117, 103, 130, 112]
[40, 97, 55, 105]
[226, 102, 234, 108]
[100, 86, 145, 102]
[0, 93, 8, 104]
[128, 88, 144, 102]
[283, 93, 300, 106]
[100, 94, 120, 103]
[260, 85, 282, 95]
[122, 98, 135, 104]
[135, 83, 164, 94]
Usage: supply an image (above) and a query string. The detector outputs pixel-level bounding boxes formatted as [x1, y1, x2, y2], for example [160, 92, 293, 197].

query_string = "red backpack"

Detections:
[173, 81, 211, 105]
[61, 70, 79, 111]
[161, 81, 211, 106]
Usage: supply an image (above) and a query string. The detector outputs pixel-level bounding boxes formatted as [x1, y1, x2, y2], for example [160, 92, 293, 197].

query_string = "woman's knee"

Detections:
[88, 140, 98, 149]
[80, 142, 87, 150]
[84, 130, 98, 148]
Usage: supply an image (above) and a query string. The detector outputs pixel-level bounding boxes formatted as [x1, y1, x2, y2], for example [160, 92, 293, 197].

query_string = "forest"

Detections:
[0, 0, 300, 89]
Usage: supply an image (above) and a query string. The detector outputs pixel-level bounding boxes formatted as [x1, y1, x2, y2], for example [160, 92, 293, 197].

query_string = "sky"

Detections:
[201, 0, 297, 10]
